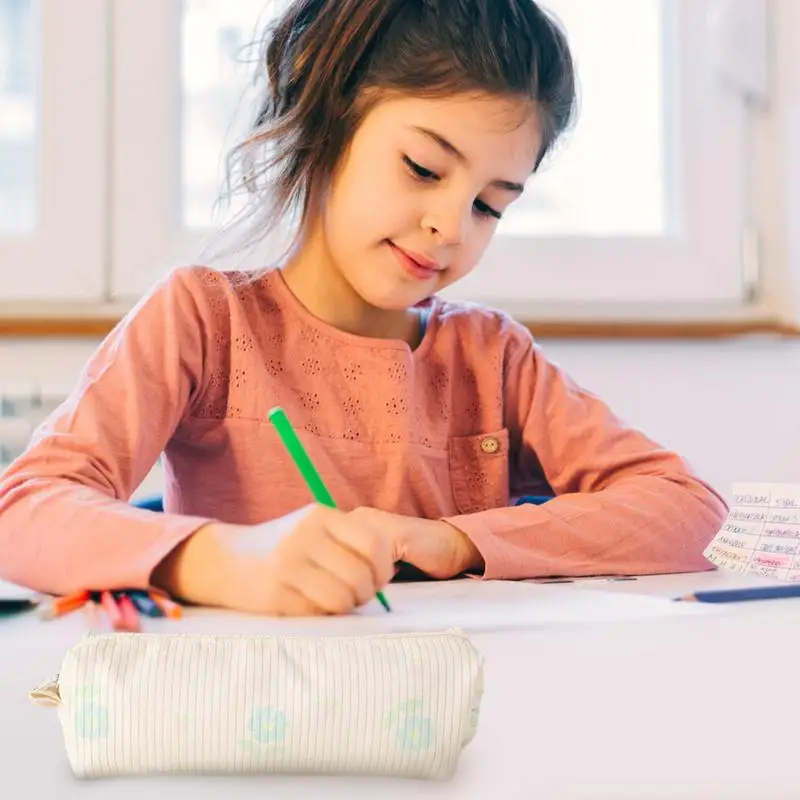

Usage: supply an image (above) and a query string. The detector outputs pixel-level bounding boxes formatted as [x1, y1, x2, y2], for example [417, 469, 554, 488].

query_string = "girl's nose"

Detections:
[421, 198, 471, 246]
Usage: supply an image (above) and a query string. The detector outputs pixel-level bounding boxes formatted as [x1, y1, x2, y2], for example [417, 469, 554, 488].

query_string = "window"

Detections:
[505, 0, 668, 240]
[0, 0, 107, 302]
[178, 0, 668, 239]
[0, 0, 36, 235]
[4, 0, 788, 325]
[181, 0, 268, 229]
[111, 0, 277, 298]
[110, 0, 763, 314]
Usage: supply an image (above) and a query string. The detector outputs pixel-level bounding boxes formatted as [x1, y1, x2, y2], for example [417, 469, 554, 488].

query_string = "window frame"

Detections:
[0, 0, 108, 303]
[781, 0, 800, 322]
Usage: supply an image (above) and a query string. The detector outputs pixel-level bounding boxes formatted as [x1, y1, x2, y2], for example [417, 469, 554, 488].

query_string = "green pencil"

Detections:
[268, 406, 391, 612]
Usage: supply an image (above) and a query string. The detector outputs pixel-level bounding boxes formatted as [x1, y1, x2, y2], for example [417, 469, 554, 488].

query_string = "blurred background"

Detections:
[0, 0, 798, 499]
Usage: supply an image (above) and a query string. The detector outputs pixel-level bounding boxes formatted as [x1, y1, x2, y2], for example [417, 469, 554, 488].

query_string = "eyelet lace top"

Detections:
[0, 265, 727, 592]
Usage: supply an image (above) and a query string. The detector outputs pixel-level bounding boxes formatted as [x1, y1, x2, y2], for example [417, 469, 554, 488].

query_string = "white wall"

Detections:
[2, 336, 799, 502]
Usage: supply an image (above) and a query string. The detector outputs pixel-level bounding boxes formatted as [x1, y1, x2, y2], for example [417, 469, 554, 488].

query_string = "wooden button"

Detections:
[480, 436, 500, 454]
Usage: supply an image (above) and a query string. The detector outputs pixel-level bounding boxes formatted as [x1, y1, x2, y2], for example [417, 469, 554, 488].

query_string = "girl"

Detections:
[0, 0, 726, 616]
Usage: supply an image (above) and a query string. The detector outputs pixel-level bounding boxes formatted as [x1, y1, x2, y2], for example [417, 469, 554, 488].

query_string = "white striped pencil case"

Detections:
[30, 628, 484, 780]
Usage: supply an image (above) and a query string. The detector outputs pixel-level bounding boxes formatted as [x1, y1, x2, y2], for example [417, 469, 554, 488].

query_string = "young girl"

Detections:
[0, 0, 726, 616]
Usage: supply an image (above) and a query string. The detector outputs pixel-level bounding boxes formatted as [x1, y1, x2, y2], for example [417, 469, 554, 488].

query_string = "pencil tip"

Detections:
[376, 593, 391, 612]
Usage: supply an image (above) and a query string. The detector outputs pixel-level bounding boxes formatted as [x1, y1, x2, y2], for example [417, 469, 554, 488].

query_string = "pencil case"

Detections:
[29, 628, 484, 780]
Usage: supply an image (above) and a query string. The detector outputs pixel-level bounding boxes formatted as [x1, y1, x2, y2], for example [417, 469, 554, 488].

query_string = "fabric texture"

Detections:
[36, 629, 483, 780]
[0, 266, 727, 594]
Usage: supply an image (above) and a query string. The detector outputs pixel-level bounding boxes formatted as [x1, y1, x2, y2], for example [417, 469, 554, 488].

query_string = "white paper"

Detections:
[170, 579, 714, 637]
[704, 482, 800, 581]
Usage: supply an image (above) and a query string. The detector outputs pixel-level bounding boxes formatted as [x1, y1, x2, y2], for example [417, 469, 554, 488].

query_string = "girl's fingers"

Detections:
[273, 582, 329, 617]
[282, 561, 359, 616]
[324, 511, 395, 589]
[308, 534, 378, 608]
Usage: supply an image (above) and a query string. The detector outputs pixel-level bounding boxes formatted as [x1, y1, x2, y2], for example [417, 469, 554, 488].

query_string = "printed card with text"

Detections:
[704, 483, 800, 581]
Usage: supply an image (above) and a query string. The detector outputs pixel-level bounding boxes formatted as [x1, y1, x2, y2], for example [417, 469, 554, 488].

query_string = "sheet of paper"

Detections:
[704, 482, 800, 581]
[172, 579, 715, 637]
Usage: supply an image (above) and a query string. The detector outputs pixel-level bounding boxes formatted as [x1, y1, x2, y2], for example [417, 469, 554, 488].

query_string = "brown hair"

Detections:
[218, 0, 576, 260]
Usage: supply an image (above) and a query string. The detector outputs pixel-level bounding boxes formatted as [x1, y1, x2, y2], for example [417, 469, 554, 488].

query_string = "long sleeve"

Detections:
[444, 326, 728, 580]
[0, 269, 215, 595]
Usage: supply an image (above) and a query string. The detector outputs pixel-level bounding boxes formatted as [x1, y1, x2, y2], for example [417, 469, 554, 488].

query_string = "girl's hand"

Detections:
[347, 508, 485, 580]
[151, 504, 395, 616]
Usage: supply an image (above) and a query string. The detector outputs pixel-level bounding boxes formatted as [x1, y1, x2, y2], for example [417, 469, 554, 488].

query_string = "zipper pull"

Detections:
[29, 675, 61, 708]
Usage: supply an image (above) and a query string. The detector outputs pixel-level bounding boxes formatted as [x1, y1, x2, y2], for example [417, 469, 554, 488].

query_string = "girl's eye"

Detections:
[404, 155, 502, 220]
[474, 199, 502, 220]
[403, 156, 438, 181]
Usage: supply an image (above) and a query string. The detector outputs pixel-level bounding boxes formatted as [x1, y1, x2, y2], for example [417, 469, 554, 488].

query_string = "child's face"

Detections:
[319, 92, 541, 311]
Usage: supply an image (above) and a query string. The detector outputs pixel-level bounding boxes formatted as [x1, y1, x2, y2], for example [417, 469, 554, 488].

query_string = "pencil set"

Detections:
[37, 588, 181, 631]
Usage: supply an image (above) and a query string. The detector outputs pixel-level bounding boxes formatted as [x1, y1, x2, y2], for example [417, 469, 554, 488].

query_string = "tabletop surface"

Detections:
[2, 570, 798, 800]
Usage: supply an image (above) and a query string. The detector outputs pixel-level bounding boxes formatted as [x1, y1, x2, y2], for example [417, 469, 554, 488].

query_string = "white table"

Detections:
[2, 571, 799, 799]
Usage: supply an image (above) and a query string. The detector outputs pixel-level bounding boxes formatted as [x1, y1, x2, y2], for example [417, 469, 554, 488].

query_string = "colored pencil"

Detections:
[100, 590, 124, 629]
[127, 590, 163, 617]
[268, 406, 391, 612]
[148, 590, 183, 619]
[36, 589, 91, 620]
[677, 584, 800, 604]
[116, 593, 142, 631]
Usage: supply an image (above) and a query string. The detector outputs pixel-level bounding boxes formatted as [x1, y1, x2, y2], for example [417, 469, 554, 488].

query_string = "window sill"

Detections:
[1, 313, 798, 340]
[524, 318, 800, 339]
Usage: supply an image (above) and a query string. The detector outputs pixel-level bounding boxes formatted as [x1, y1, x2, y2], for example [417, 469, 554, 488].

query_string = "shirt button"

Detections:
[480, 436, 500, 454]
